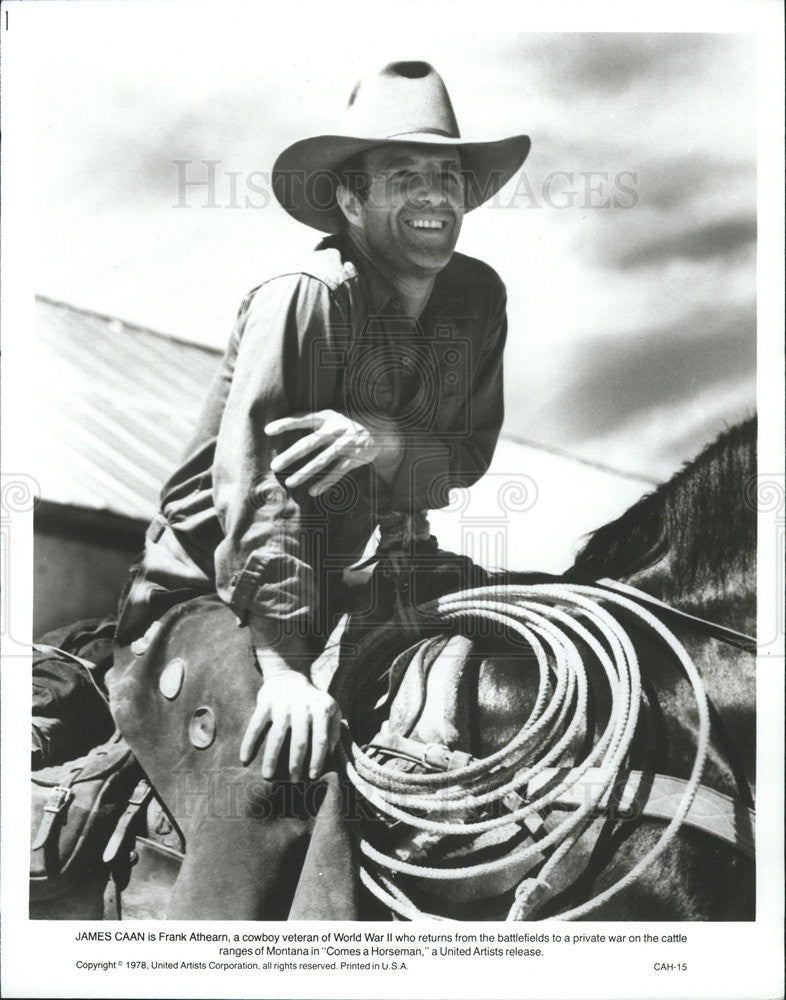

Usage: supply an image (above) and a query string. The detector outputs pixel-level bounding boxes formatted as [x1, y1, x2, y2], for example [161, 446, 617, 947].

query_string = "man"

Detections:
[107, 60, 529, 917]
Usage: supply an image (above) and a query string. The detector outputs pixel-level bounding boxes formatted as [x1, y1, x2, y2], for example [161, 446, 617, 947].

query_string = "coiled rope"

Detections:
[337, 582, 711, 921]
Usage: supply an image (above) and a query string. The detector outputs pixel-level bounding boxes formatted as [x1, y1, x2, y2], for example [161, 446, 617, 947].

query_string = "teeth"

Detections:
[407, 219, 445, 230]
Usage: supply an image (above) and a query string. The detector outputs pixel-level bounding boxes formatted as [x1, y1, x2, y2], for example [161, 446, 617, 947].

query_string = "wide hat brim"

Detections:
[272, 132, 531, 233]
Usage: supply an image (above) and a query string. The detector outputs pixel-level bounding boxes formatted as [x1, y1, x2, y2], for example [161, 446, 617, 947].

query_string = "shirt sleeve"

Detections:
[383, 278, 508, 511]
[212, 273, 339, 646]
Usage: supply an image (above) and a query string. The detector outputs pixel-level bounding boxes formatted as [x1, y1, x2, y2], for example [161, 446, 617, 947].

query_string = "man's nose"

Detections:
[412, 170, 450, 205]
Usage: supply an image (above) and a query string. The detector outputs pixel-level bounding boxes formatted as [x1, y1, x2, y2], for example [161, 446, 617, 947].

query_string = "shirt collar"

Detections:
[315, 233, 460, 316]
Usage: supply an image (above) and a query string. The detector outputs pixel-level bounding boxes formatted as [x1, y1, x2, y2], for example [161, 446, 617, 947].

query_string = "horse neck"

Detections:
[623, 551, 756, 639]
[620, 553, 756, 797]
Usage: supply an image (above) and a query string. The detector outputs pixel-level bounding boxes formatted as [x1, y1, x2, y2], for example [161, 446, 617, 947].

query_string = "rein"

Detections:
[594, 578, 757, 653]
[337, 581, 753, 921]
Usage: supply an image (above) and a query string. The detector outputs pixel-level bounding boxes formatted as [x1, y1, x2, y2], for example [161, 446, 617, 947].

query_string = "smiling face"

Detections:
[336, 143, 465, 280]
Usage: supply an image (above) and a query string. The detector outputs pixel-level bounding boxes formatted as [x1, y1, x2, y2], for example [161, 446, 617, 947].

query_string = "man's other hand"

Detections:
[239, 671, 342, 781]
[266, 410, 404, 495]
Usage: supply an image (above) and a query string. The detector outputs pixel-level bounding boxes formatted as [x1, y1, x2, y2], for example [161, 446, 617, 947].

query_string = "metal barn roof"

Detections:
[35, 296, 221, 522]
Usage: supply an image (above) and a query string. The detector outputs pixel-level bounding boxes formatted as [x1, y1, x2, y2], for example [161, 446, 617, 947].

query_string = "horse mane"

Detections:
[569, 416, 757, 603]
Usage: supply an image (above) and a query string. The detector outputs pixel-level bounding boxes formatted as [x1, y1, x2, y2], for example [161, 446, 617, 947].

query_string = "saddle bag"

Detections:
[30, 732, 151, 901]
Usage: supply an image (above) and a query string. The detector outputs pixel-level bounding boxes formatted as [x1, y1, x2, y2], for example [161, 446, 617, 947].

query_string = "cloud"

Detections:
[631, 157, 756, 214]
[515, 35, 755, 184]
[558, 150, 756, 276]
[577, 376, 757, 483]
[38, 73, 296, 212]
[608, 213, 756, 269]
[530, 33, 720, 95]
[545, 302, 756, 442]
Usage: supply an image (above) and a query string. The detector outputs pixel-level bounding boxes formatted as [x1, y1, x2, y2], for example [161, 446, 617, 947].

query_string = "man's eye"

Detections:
[385, 167, 463, 186]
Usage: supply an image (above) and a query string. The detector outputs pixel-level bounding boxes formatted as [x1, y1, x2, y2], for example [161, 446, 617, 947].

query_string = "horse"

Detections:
[32, 417, 757, 920]
[339, 416, 756, 920]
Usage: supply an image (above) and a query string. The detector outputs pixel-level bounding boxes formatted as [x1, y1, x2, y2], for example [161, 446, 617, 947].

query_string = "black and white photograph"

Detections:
[1, 2, 783, 998]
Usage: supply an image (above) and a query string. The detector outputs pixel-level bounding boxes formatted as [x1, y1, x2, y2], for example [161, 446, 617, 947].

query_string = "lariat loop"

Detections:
[338, 581, 714, 921]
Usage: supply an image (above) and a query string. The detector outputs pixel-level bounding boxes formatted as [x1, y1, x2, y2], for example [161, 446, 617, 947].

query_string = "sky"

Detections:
[30, 12, 758, 489]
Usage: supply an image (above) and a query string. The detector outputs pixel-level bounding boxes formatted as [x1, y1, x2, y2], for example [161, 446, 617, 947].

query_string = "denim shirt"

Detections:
[156, 235, 507, 644]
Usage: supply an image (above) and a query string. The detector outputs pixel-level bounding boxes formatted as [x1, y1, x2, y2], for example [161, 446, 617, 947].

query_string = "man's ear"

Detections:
[335, 184, 362, 227]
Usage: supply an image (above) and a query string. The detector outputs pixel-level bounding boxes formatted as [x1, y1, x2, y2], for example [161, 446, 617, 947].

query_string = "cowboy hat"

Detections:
[272, 60, 531, 233]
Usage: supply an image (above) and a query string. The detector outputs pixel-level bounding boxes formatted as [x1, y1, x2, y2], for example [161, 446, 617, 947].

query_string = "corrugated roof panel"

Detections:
[39, 313, 215, 415]
[35, 296, 222, 521]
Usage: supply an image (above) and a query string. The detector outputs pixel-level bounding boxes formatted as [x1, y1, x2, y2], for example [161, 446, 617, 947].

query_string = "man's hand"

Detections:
[266, 410, 404, 495]
[239, 671, 342, 781]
